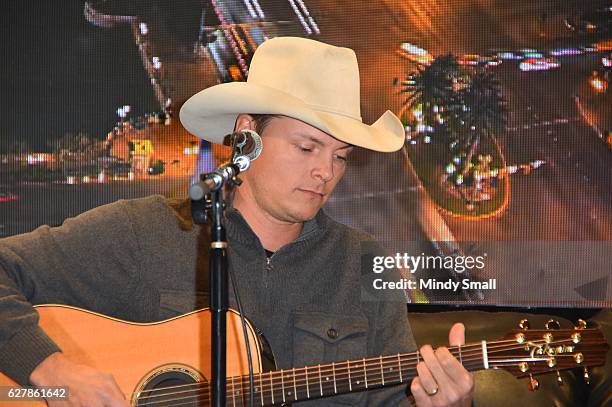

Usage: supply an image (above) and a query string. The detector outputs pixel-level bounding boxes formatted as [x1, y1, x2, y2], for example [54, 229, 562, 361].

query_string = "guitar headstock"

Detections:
[489, 319, 609, 391]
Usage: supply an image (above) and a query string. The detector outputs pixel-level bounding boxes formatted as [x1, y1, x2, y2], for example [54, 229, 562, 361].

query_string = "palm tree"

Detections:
[457, 69, 508, 175]
[398, 54, 465, 137]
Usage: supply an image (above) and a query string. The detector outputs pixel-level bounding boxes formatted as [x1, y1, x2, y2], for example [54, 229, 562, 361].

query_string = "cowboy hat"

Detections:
[179, 37, 405, 152]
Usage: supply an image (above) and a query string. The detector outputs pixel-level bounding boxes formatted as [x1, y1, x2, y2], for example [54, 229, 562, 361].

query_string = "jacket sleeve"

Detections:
[0, 199, 143, 385]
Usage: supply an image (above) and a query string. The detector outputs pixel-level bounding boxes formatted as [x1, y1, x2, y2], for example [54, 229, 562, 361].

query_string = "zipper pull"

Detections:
[265, 256, 273, 271]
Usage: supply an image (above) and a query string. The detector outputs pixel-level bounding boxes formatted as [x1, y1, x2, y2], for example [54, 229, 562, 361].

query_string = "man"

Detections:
[0, 37, 473, 405]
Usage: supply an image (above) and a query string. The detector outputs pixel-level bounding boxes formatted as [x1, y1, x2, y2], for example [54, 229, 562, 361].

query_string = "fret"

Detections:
[281, 368, 285, 403]
[269, 371, 274, 405]
[238, 374, 247, 406]
[259, 372, 264, 407]
[239, 375, 245, 407]
[347, 360, 352, 391]
[305, 366, 310, 399]
[458, 344, 463, 365]
[416, 349, 420, 364]
[318, 364, 323, 396]
[397, 353, 403, 383]
[332, 362, 337, 394]
[292, 367, 297, 401]
[380, 355, 384, 385]
[363, 358, 368, 388]
[230, 376, 236, 407]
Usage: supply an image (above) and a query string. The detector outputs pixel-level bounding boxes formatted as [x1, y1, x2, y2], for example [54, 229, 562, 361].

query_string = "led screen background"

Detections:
[1, 0, 611, 307]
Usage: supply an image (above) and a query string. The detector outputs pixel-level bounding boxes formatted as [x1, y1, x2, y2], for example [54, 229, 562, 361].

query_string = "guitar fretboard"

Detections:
[225, 344, 486, 406]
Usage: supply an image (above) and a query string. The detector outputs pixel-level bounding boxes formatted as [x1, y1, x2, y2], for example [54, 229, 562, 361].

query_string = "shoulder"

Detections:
[59, 195, 170, 226]
[51, 195, 189, 239]
[117, 195, 198, 235]
[318, 213, 411, 303]
[318, 210, 377, 243]
[117, 194, 182, 221]
[318, 210, 385, 254]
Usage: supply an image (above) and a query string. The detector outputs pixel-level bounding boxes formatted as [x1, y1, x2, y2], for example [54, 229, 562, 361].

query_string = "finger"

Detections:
[109, 379, 129, 404]
[103, 388, 130, 407]
[434, 346, 473, 390]
[416, 359, 439, 396]
[100, 375, 129, 406]
[410, 377, 434, 407]
[448, 323, 465, 347]
[420, 345, 460, 401]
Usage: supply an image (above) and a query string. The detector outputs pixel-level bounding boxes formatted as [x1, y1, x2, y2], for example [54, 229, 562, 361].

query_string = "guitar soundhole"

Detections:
[135, 365, 207, 406]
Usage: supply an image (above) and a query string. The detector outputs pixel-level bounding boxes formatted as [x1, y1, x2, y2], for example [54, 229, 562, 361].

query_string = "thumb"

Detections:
[449, 322, 465, 346]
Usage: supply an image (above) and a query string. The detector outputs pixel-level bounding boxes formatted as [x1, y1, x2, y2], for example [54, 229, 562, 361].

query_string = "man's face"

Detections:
[237, 116, 353, 224]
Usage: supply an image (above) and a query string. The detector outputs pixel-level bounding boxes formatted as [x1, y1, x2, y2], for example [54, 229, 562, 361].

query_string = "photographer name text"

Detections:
[372, 278, 497, 292]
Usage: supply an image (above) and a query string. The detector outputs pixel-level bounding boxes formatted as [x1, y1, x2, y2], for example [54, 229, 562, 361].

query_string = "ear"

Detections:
[234, 114, 256, 132]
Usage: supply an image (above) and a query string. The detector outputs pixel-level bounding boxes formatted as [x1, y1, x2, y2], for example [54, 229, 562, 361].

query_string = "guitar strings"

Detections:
[135, 360, 488, 406]
[141, 348, 598, 407]
[135, 359, 503, 406]
[135, 336, 589, 403]
[135, 337, 586, 404]
[136, 337, 517, 397]
[135, 341, 556, 393]
[137, 348, 597, 407]
[135, 342, 491, 400]
[136, 346, 584, 406]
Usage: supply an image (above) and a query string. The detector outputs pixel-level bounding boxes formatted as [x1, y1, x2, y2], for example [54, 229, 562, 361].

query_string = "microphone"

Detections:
[222, 129, 263, 162]
[189, 176, 220, 201]
[189, 130, 263, 201]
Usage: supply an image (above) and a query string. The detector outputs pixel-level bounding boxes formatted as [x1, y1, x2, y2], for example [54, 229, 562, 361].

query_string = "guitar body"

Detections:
[0, 305, 268, 406]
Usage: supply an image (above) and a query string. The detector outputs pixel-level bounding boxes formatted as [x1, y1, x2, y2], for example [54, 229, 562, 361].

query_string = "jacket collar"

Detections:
[225, 206, 328, 248]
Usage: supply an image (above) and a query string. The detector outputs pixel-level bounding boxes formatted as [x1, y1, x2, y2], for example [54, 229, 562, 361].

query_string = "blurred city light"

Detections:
[590, 77, 607, 93]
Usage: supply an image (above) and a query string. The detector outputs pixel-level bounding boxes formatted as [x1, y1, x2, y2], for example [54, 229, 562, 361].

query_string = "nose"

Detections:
[312, 156, 334, 183]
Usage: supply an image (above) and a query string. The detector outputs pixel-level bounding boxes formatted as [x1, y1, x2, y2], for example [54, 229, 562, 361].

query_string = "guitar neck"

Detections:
[226, 343, 487, 405]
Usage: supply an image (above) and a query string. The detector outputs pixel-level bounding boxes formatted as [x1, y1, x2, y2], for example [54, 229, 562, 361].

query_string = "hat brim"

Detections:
[179, 82, 405, 152]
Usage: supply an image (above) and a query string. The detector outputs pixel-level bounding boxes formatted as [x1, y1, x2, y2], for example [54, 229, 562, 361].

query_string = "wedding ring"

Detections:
[425, 386, 439, 396]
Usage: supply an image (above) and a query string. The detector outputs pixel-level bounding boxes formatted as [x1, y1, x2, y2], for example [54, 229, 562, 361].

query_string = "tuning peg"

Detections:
[527, 374, 539, 391]
[583, 367, 590, 385]
[545, 319, 560, 330]
[575, 319, 588, 330]
[519, 319, 530, 330]
[556, 371, 563, 386]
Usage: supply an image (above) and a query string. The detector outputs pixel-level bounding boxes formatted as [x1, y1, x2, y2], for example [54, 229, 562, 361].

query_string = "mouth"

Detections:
[298, 188, 325, 198]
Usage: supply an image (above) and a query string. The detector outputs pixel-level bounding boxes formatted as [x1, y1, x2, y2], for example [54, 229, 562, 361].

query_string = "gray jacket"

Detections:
[0, 195, 416, 405]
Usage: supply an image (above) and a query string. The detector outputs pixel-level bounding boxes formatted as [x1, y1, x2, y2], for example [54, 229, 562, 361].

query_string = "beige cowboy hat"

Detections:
[179, 36, 405, 152]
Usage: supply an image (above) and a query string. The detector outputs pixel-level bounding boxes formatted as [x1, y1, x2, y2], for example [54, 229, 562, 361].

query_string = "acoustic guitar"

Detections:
[0, 305, 608, 406]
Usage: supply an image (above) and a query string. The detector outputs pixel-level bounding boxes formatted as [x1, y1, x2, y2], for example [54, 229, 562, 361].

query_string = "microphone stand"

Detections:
[190, 135, 250, 407]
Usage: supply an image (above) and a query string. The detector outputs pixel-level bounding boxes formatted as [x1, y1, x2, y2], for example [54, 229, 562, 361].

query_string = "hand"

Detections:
[29, 352, 129, 407]
[410, 323, 474, 406]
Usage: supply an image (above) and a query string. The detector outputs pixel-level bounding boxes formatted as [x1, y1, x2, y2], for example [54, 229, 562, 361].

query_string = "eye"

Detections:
[334, 155, 348, 162]
[298, 145, 313, 153]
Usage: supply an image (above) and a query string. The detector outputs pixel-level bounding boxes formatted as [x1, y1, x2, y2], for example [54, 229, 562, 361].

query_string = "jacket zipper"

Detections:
[265, 255, 273, 272]
[261, 222, 318, 274]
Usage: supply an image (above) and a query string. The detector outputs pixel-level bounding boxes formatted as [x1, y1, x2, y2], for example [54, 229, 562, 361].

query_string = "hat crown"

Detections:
[247, 37, 362, 121]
